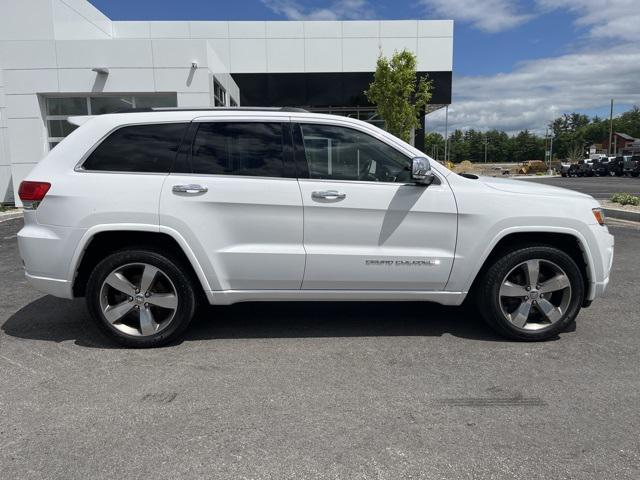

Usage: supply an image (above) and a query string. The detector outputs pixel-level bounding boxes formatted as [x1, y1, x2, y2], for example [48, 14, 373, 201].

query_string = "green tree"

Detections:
[424, 132, 445, 160]
[448, 129, 467, 163]
[550, 112, 590, 158]
[614, 105, 640, 138]
[511, 130, 544, 162]
[365, 49, 432, 143]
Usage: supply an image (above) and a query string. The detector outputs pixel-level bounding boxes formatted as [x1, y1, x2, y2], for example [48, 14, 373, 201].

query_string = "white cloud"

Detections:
[424, 0, 640, 135]
[537, 0, 640, 42]
[419, 0, 533, 33]
[261, 0, 374, 20]
[426, 43, 640, 135]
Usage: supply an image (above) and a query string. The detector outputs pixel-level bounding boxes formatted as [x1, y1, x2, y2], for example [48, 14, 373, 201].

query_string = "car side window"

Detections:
[298, 123, 411, 183]
[83, 123, 188, 173]
[184, 122, 285, 177]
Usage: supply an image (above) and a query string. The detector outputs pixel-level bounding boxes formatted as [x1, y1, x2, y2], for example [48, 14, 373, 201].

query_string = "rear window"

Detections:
[82, 123, 188, 172]
[178, 122, 285, 178]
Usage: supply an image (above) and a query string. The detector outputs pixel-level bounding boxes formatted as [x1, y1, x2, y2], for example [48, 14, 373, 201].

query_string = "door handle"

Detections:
[172, 184, 208, 195]
[312, 190, 346, 200]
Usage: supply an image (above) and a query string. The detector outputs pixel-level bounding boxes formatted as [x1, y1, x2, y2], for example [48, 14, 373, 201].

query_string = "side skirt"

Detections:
[207, 290, 467, 306]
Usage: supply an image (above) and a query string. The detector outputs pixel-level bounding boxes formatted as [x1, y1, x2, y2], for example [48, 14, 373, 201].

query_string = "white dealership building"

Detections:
[0, 0, 453, 204]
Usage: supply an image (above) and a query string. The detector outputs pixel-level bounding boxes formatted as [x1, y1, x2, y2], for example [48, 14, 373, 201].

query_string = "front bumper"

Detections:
[586, 224, 614, 301]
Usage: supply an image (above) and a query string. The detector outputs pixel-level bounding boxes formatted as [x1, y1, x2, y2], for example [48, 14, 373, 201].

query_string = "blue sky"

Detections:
[89, 0, 640, 134]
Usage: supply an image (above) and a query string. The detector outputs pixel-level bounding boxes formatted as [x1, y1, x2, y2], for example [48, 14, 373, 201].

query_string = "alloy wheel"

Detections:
[498, 259, 572, 331]
[99, 263, 178, 337]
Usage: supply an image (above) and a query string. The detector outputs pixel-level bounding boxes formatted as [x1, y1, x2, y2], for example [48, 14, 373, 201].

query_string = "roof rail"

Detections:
[113, 106, 309, 114]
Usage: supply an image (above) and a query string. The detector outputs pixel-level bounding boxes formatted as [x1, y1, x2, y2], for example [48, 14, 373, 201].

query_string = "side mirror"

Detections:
[411, 157, 435, 186]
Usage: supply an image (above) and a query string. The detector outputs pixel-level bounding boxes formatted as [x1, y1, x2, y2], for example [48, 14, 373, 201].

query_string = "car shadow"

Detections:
[2, 295, 513, 349]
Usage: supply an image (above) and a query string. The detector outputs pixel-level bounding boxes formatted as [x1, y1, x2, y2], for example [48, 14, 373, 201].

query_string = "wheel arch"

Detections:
[466, 229, 594, 306]
[70, 225, 213, 300]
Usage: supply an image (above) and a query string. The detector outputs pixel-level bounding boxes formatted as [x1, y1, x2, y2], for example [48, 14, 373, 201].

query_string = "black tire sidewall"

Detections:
[86, 249, 196, 348]
[478, 246, 584, 341]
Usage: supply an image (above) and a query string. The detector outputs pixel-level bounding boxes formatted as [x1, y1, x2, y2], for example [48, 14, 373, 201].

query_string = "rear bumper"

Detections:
[17, 212, 85, 298]
[24, 273, 73, 299]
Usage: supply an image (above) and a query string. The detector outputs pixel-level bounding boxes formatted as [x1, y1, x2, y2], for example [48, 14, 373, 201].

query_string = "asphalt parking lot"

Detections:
[525, 175, 640, 199]
[1, 213, 639, 479]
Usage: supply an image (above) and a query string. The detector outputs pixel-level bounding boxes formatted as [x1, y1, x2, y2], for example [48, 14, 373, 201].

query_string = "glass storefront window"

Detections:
[134, 94, 176, 109]
[46, 97, 88, 116]
[45, 94, 178, 150]
[47, 119, 78, 138]
[90, 96, 134, 115]
[214, 80, 226, 107]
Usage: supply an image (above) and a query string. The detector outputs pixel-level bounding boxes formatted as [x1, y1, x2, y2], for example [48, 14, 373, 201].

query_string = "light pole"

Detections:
[549, 134, 554, 174]
[545, 128, 554, 174]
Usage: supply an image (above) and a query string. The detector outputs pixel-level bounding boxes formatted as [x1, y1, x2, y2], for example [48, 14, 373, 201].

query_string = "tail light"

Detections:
[18, 181, 51, 209]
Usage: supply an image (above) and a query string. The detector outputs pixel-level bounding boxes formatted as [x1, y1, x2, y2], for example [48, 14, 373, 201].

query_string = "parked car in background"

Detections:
[623, 155, 640, 177]
[559, 162, 580, 177]
[608, 156, 624, 176]
[16, 108, 613, 346]
[567, 163, 581, 177]
[578, 158, 595, 177]
[594, 157, 610, 176]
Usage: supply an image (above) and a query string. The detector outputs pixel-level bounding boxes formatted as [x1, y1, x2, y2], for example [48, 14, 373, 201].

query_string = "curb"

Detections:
[0, 210, 23, 223]
[602, 207, 640, 223]
[514, 174, 561, 179]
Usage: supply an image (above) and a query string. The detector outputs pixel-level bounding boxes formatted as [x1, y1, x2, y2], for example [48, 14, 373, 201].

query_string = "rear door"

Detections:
[160, 117, 305, 291]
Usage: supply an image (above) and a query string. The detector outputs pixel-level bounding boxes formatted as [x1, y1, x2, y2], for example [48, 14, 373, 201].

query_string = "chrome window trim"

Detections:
[297, 175, 443, 187]
[73, 117, 443, 185]
[167, 172, 299, 181]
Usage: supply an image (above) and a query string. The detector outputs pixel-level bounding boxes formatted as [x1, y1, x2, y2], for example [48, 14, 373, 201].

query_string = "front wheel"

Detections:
[476, 245, 584, 341]
[86, 249, 197, 347]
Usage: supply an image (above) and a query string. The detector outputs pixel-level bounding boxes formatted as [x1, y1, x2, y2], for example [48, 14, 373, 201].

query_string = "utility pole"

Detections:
[549, 134, 554, 174]
[608, 98, 614, 156]
[545, 128, 549, 165]
[444, 105, 449, 163]
[484, 132, 488, 163]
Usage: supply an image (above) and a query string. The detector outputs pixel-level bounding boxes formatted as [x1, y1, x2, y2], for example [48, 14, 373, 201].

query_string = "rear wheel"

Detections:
[476, 245, 584, 341]
[86, 249, 197, 347]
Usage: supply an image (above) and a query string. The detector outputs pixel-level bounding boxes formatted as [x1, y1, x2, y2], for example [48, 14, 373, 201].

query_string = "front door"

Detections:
[294, 122, 458, 291]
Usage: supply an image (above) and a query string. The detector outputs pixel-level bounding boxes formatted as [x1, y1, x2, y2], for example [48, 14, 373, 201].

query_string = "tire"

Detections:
[476, 245, 584, 341]
[86, 249, 197, 347]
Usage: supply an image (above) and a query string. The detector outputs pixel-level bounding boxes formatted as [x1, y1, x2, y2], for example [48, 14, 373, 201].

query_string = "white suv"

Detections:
[17, 108, 614, 347]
